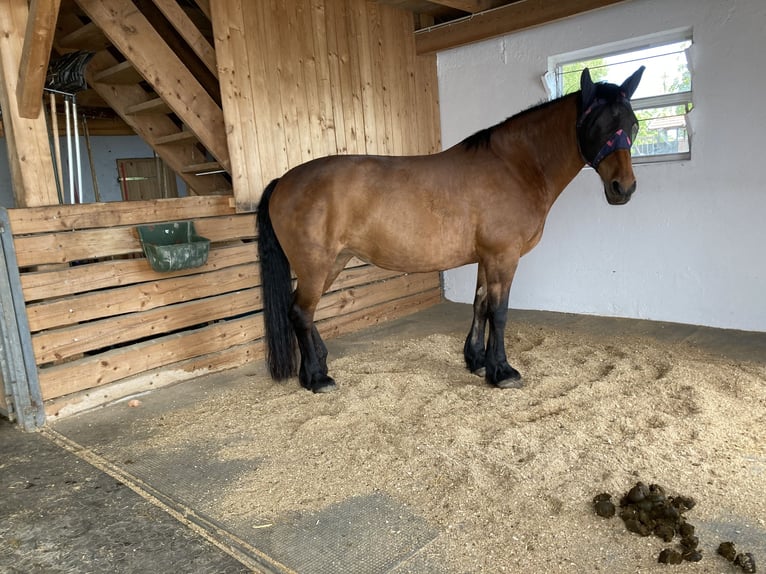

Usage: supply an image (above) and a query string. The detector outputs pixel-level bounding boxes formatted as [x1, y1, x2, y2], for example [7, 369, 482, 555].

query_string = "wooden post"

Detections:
[0, 0, 59, 207]
[16, 0, 62, 119]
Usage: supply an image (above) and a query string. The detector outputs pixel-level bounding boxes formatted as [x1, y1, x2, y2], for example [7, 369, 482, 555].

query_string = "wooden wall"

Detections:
[211, 0, 441, 211]
[5, 198, 440, 418]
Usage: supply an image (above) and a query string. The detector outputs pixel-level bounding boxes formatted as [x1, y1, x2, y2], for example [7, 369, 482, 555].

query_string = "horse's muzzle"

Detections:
[606, 178, 636, 205]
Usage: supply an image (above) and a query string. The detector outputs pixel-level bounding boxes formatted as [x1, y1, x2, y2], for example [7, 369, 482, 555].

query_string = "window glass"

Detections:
[553, 35, 693, 162]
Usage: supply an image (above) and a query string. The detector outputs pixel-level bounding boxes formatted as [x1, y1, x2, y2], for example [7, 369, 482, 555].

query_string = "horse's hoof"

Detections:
[472, 367, 486, 377]
[312, 376, 337, 394]
[494, 374, 524, 389]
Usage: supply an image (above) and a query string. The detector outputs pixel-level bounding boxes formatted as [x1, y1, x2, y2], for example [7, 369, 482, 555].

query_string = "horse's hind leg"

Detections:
[292, 252, 352, 392]
[464, 263, 488, 376]
[290, 281, 336, 393]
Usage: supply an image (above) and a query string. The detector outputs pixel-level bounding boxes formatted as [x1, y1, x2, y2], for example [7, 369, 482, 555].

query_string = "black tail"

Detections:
[257, 179, 297, 380]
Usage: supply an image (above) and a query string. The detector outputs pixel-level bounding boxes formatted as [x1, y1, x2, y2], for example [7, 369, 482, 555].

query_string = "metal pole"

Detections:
[72, 96, 83, 203]
[64, 97, 74, 204]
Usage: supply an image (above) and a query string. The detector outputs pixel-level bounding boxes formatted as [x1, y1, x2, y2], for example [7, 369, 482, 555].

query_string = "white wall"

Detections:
[438, 0, 766, 332]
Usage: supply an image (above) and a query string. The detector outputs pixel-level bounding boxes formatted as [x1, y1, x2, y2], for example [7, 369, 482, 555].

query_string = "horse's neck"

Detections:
[493, 94, 585, 210]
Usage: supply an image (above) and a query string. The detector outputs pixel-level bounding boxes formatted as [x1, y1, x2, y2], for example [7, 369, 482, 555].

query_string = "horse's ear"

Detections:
[620, 66, 646, 99]
[580, 67, 597, 107]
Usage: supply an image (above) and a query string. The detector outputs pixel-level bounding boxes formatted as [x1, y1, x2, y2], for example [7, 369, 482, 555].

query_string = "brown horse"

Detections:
[257, 67, 645, 393]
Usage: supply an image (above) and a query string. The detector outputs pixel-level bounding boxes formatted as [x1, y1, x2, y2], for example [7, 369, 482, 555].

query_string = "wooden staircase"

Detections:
[54, 0, 231, 196]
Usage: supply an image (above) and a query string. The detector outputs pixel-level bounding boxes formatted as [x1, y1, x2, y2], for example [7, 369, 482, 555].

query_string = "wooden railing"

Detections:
[5, 197, 440, 419]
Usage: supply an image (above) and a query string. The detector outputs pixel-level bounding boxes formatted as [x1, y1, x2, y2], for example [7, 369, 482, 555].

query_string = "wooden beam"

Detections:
[0, 0, 59, 206]
[150, 0, 218, 78]
[415, 0, 632, 54]
[16, 0, 61, 119]
[427, 0, 500, 13]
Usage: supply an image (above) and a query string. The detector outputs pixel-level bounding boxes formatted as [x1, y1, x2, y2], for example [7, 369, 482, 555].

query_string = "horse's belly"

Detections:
[349, 221, 475, 273]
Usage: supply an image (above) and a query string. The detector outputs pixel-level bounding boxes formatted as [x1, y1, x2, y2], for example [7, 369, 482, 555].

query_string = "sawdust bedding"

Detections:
[136, 322, 766, 573]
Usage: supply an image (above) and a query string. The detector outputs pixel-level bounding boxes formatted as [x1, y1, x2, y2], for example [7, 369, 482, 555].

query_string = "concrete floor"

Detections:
[1, 302, 764, 573]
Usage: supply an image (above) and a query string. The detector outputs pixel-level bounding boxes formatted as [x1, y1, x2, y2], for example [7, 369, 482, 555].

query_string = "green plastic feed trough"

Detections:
[137, 221, 210, 272]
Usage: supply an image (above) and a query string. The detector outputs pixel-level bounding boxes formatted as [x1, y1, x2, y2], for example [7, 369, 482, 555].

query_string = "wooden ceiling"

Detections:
[373, 0, 631, 54]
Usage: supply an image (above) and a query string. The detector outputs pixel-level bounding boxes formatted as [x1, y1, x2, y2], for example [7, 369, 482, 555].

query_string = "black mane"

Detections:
[460, 95, 573, 151]
[459, 83, 621, 151]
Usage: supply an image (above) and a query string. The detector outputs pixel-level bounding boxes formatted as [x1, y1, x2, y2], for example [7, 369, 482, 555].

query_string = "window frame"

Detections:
[547, 28, 694, 164]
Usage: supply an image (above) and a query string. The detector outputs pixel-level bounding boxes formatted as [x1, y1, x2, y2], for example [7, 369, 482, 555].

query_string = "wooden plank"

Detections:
[339, 0, 366, 154]
[150, 0, 218, 78]
[0, 0, 59, 207]
[311, 0, 338, 156]
[368, 4, 392, 155]
[26, 263, 259, 331]
[57, 20, 110, 50]
[32, 287, 261, 363]
[27, 262, 400, 332]
[426, 0, 497, 12]
[154, 130, 199, 145]
[44, 339, 261, 418]
[244, 1, 289, 179]
[91, 60, 144, 84]
[382, 5, 404, 155]
[75, 0, 230, 170]
[20, 242, 256, 301]
[16, 0, 61, 119]
[415, 52, 441, 154]
[415, 0, 632, 55]
[297, 0, 326, 160]
[125, 97, 173, 115]
[350, 0, 377, 153]
[323, 0, 348, 154]
[315, 271, 439, 321]
[270, 0, 308, 167]
[181, 161, 223, 174]
[317, 284, 441, 340]
[39, 314, 264, 400]
[13, 214, 256, 267]
[210, 0, 254, 211]
[8, 196, 234, 234]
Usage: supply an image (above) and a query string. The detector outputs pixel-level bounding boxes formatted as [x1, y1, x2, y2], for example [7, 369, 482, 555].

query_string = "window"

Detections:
[548, 30, 693, 163]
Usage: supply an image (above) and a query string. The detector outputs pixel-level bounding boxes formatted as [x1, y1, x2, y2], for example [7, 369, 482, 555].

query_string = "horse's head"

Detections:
[577, 66, 645, 205]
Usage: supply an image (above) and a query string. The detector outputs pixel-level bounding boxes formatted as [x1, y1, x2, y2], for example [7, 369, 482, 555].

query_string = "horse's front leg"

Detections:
[484, 265, 523, 389]
[464, 263, 488, 376]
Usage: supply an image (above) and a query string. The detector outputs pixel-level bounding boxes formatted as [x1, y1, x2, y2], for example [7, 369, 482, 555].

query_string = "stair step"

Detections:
[92, 61, 144, 84]
[58, 22, 111, 51]
[155, 130, 199, 145]
[182, 161, 223, 174]
[125, 98, 172, 115]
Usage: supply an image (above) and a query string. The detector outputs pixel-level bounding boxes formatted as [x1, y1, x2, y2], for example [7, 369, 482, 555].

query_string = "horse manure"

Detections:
[653, 523, 675, 542]
[658, 548, 684, 564]
[592, 493, 616, 518]
[719, 541, 738, 561]
[734, 552, 757, 573]
[594, 481, 709, 566]
[718, 541, 758, 572]
[680, 534, 699, 550]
